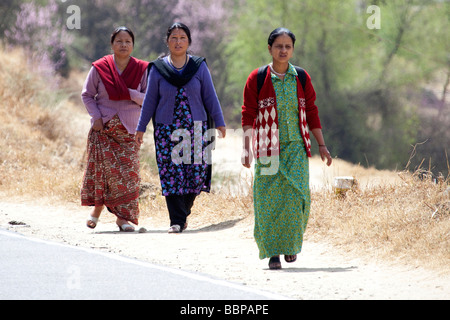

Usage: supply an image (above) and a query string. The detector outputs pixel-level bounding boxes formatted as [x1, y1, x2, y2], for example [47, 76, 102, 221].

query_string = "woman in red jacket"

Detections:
[241, 28, 332, 269]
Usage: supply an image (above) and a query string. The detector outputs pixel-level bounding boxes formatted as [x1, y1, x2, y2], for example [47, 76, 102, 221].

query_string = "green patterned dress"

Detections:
[253, 63, 311, 259]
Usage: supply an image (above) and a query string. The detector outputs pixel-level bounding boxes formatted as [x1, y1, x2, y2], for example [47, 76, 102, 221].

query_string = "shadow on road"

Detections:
[265, 266, 358, 273]
[92, 218, 244, 235]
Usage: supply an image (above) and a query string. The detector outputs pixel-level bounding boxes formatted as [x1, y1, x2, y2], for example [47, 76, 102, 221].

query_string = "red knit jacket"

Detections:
[241, 66, 321, 158]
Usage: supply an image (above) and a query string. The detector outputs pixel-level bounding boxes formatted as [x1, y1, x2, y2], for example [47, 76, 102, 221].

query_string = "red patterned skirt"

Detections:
[81, 115, 140, 225]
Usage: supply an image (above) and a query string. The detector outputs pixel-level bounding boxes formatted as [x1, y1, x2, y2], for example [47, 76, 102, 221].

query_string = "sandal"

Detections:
[284, 255, 297, 263]
[168, 223, 188, 233]
[86, 215, 99, 229]
[269, 256, 282, 270]
[168, 225, 181, 233]
[118, 223, 135, 232]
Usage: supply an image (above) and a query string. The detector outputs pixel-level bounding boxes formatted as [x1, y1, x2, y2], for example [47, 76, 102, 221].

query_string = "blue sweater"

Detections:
[136, 60, 225, 132]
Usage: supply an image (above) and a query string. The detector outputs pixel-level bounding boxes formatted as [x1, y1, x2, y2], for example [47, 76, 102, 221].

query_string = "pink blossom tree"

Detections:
[5, 0, 73, 77]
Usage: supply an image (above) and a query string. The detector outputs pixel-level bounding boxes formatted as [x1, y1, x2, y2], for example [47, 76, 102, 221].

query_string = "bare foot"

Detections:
[284, 255, 297, 263]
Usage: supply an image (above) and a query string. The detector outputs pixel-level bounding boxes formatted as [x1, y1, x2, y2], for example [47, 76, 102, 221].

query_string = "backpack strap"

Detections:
[256, 65, 307, 96]
[256, 65, 269, 96]
[294, 66, 306, 92]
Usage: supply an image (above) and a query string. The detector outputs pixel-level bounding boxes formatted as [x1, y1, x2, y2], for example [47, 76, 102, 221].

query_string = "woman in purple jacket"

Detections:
[136, 23, 226, 233]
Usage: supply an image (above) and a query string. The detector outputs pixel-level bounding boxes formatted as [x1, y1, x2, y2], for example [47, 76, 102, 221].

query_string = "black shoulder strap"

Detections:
[294, 66, 307, 92]
[257, 65, 268, 96]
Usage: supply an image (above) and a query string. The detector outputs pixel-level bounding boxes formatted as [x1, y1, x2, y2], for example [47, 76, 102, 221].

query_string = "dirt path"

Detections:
[1, 196, 448, 300]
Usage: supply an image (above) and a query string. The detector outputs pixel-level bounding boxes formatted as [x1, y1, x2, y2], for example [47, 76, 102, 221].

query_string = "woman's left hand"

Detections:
[319, 146, 332, 166]
[135, 131, 145, 146]
[216, 126, 226, 138]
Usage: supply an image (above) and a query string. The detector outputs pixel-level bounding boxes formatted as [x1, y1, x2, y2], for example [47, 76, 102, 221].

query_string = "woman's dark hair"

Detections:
[166, 22, 192, 45]
[111, 26, 135, 45]
[268, 28, 296, 47]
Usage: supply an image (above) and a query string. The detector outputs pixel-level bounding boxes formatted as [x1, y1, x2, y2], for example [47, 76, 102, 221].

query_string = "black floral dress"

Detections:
[154, 87, 210, 196]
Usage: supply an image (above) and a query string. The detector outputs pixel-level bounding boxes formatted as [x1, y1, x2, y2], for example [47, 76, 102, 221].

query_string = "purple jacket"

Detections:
[81, 65, 147, 134]
[136, 61, 225, 132]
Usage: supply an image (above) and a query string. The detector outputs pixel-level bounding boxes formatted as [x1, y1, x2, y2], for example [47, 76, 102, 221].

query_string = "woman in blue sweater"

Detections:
[136, 23, 226, 233]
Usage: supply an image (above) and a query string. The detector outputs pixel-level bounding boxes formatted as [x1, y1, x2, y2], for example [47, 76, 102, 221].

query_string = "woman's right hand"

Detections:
[241, 147, 253, 168]
[241, 125, 253, 168]
[92, 118, 104, 132]
[135, 131, 144, 146]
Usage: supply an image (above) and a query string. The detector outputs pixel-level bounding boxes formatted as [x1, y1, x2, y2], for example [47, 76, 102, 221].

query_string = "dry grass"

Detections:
[1, 47, 448, 272]
[0, 47, 86, 201]
[308, 172, 449, 271]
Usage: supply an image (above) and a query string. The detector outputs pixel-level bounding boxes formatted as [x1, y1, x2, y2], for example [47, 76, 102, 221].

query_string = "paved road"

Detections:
[0, 229, 285, 300]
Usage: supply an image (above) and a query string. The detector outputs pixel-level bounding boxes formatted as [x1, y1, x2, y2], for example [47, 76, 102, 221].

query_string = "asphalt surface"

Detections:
[0, 229, 285, 300]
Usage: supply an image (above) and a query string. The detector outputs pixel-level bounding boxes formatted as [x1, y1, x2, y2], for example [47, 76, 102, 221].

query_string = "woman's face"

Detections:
[268, 34, 294, 64]
[111, 31, 133, 58]
[167, 28, 189, 57]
